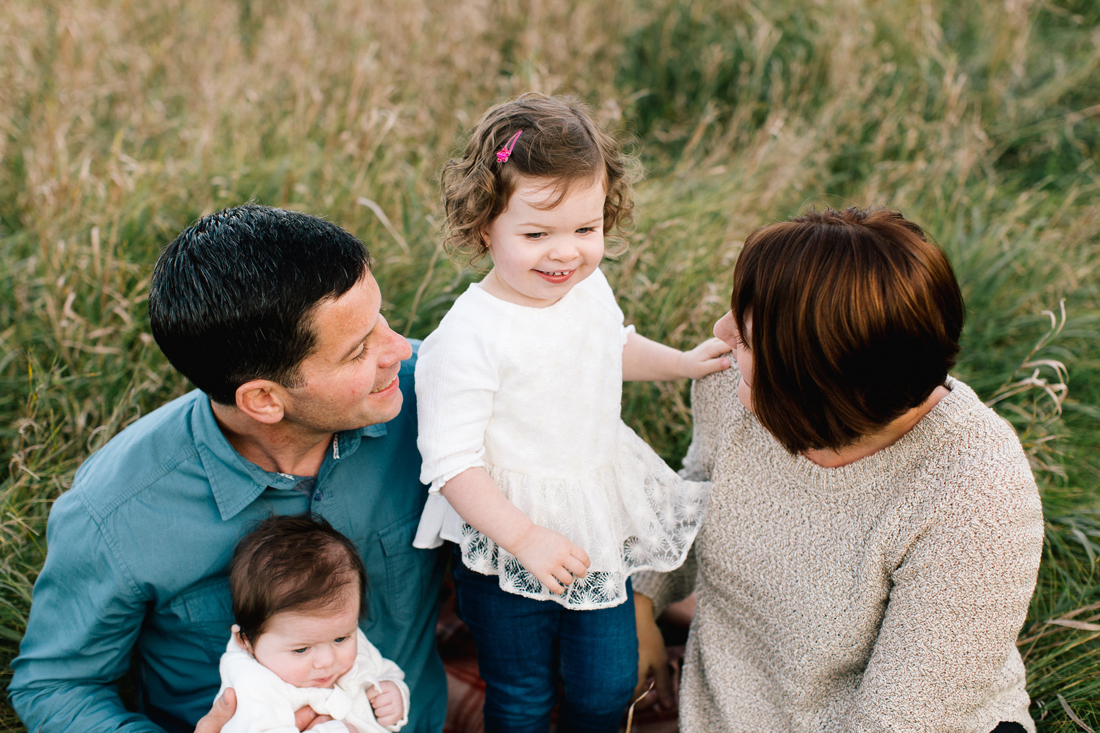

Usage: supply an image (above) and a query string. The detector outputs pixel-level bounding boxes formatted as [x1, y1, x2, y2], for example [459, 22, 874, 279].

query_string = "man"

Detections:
[9, 205, 448, 732]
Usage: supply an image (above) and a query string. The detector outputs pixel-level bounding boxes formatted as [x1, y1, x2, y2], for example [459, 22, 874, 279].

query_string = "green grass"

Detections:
[1, 0, 1098, 729]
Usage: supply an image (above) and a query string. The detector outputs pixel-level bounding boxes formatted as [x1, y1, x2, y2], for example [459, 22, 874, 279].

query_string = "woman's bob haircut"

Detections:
[731, 207, 964, 454]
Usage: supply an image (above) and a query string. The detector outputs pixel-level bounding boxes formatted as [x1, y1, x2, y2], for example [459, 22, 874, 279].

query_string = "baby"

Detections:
[216, 514, 408, 733]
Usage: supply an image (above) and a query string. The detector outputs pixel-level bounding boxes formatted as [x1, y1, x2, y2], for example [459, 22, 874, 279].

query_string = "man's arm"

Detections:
[8, 492, 163, 732]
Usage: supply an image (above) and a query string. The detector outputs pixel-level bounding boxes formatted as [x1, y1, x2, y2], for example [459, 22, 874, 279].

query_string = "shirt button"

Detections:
[313, 491, 323, 502]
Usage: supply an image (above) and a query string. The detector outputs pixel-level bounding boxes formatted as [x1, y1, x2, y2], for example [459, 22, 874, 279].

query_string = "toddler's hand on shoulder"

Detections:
[367, 680, 405, 728]
[677, 337, 731, 380]
[511, 525, 591, 594]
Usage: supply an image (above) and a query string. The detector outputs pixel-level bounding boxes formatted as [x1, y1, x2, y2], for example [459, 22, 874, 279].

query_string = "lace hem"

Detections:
[455, 423, 710, 609]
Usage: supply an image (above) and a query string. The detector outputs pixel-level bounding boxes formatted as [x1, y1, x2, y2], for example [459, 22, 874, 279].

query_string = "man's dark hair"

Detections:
[732, 207, 964, 454]
[149, 204, 371, 404]
[230, 514, 368, 645]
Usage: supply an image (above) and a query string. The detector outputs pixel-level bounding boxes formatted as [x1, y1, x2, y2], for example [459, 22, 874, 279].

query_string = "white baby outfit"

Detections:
[413, 268, 709, 609]
[216, 628, 410, 733]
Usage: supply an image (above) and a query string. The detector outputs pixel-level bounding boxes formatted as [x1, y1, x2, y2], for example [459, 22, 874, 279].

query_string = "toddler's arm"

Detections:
[622, 332, 730, 381]
[442, 467, 591, 593]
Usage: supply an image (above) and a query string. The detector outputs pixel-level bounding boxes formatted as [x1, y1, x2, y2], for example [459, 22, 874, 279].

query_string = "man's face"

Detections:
[280, 272, 412, 434]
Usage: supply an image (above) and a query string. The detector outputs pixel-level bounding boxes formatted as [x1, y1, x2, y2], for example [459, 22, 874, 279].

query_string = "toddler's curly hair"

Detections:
[441, 92, 636, 263]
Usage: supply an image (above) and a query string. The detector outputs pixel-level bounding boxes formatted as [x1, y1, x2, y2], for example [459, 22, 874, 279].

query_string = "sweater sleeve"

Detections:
[414, 298, 503, 493]
[848, 443, 1044, 733]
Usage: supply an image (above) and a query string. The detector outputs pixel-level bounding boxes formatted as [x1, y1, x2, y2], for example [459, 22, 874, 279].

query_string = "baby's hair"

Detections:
[230, 513, 367, 645]
[441, 92, 636, 263]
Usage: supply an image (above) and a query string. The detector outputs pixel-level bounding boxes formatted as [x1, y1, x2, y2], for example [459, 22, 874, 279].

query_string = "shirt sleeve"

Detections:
[414, 300, 504, 493]
[8, 491, 164, 733]
[847, 444, 1044, 732]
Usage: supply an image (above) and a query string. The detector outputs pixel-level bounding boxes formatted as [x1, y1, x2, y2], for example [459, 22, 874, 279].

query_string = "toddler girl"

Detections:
[413, 92, 729, 732]
[217, 514, 408, 733]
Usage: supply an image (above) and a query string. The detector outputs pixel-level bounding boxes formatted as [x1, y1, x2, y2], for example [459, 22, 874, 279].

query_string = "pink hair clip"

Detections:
[496, 130, 523, 163]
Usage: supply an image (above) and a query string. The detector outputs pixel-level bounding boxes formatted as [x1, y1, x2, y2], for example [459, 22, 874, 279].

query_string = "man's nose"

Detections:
[377, 318, 413, 367]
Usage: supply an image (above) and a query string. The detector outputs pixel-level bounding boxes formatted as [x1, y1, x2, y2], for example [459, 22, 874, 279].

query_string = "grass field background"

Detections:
[2, 0, 1099, 729]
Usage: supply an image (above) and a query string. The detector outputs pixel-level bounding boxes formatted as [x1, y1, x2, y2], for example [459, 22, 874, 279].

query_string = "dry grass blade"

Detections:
[1046, 619, 1100, 632]
[357, 198, 411, 255]
[624, 679, 655, 733]
[1057, 695, 1096, 733]
[985, 301, 1068, 416]
[1019, 603, 1100, 647]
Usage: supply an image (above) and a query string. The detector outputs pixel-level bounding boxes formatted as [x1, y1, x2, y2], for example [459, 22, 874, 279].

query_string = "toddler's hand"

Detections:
[367, 680, 405, 728]
[676, 337, 731, 380]
[510, 525, 591, 594]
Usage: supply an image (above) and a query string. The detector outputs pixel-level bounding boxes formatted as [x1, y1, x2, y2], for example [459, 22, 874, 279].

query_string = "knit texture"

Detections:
[633, 366, 1044, 733]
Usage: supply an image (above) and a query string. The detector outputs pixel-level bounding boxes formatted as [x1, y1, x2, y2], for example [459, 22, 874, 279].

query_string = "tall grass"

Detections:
[2, 0, 1098, 729]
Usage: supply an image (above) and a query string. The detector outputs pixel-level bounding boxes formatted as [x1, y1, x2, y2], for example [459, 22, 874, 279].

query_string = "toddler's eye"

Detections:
[523, 232, 546, 240]
[576, 227, 595, 234]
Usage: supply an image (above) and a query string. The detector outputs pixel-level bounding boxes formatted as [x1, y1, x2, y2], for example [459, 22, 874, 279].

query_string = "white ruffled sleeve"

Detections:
[412, 289, 505, 548]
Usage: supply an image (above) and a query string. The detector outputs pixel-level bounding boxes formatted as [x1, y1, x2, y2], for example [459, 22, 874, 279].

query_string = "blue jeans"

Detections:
[452, 560, 638, 733]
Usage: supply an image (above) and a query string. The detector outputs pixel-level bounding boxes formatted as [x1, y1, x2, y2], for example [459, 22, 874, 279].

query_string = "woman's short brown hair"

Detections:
[440, 92, 635, 263]
[229, 514, 367, 644]
[731, 207, 964, 454]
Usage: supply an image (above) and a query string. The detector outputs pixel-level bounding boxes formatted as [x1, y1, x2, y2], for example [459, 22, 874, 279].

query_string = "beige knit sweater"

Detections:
[633, 366, 1044, 733]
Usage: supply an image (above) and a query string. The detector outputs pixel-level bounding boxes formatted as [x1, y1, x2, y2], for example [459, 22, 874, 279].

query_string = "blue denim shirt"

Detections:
[9, 348, 447, 733]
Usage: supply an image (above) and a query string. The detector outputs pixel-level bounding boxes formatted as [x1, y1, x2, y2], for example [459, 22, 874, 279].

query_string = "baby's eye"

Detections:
[292, 647, 310, 655]
[333, 636, 349, 644]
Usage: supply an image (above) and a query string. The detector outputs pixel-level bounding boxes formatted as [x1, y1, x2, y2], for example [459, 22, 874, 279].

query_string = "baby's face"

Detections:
[246, 588, 360, 688]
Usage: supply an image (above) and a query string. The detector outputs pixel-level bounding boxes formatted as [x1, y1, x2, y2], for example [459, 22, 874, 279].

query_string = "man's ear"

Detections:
[234, 380, 286, 424]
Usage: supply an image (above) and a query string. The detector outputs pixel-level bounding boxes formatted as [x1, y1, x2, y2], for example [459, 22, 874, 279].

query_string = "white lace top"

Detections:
[413, 268, 708, 609]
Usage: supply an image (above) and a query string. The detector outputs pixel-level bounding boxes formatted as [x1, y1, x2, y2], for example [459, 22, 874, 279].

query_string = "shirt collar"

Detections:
[190, 394, 390, 521]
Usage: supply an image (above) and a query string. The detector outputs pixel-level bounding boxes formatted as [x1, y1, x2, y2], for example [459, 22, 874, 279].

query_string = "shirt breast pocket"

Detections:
[171, 577, 235, 664]
[374, 514, 436, 623]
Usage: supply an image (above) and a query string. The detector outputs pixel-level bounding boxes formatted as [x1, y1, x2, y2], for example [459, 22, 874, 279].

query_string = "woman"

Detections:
[633, 208, 1044, 733]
